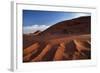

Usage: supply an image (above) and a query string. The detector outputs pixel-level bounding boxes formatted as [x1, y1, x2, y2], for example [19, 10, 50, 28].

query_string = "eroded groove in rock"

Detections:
[81, 50, 91, 59]
[73, 39, 91, 59]
[64, 40, 78, 60]
[42, 44, 59, 61]
[29, 42, 46, 61]
[23, 49, 38, 62]
[74, 40, 90, 51]
[31, 44, 52, 62]
[53, 43, 65, 60]
[23, 43, 40, 56]
[23, 53, 32, 62]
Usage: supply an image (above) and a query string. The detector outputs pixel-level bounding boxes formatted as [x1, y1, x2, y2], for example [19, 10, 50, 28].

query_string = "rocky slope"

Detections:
[23, 16, 91, 62]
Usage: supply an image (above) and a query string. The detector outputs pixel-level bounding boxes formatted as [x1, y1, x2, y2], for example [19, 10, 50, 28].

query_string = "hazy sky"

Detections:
[23, 10, 90, 34]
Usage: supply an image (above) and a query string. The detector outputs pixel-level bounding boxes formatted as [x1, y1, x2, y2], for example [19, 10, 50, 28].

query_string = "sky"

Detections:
[23, 10, 90, 34]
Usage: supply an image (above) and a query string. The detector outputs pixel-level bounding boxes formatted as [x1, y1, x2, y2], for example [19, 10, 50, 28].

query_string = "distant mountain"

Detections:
[33, 30, 41, 36]
[40, 16, 90, 36]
